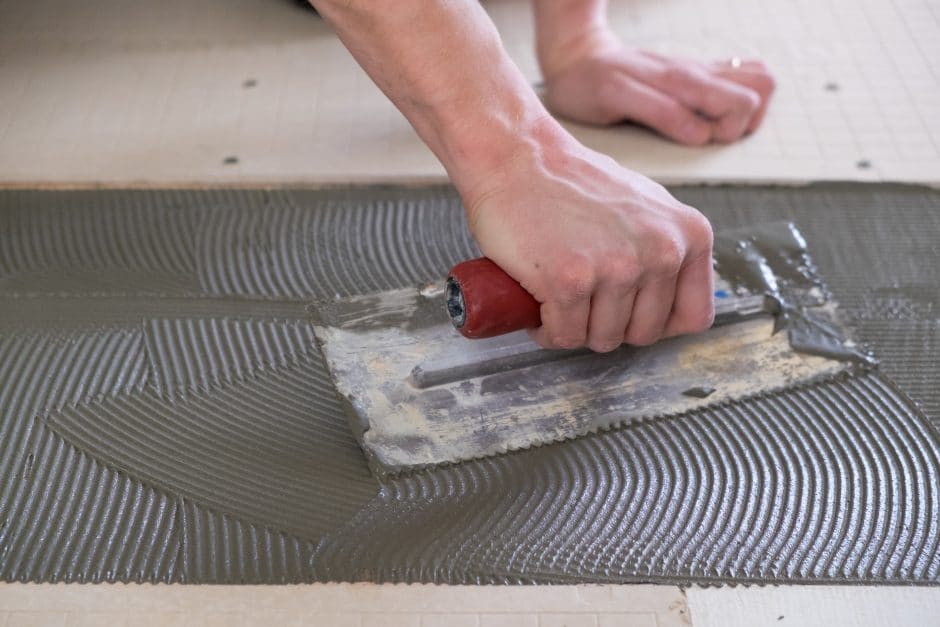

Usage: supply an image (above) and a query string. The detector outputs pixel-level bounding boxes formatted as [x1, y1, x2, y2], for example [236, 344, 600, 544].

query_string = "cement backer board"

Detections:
[0, 583, 937, 626]
[0, 183, 939, 587]
[686, 586, 940, 627]
[0, 583, 689, 627]
[0, 0, 938, 185]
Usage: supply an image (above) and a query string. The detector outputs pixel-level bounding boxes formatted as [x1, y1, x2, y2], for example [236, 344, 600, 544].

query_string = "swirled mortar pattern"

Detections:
[0, 184, 938, 584]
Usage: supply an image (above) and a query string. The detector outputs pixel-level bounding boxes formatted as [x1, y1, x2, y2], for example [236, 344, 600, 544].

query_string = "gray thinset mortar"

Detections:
[1, 184, 939, 584]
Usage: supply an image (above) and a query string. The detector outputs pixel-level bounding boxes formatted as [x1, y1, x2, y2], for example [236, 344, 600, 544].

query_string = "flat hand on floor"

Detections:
[540, 29, 775, 145]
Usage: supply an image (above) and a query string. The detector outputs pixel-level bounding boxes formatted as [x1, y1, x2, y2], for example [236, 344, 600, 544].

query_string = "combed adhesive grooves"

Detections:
[0, 185, 938, 584]
[312, 372, 939, 583]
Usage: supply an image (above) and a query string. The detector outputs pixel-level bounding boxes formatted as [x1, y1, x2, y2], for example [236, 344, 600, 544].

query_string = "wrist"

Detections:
[448, 112, 577, 212]
[431, 75, 573, 208]
[538, 24, 620, 82]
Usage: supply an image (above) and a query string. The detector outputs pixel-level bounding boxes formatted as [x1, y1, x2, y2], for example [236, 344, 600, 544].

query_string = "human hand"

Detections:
[463, 129, 715, 352]
[540, 30, 775, 146]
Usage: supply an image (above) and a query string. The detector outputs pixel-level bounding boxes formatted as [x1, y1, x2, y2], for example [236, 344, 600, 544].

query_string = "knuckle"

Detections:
[554, 257, 596, 303]
[759, 72, 777, 95]
[651, 235, 684, 276]
[738, 88, 761, 112]
[683, 211, 714, 246]
[600, 254, 641, 289]
[750, 60, 774, 80]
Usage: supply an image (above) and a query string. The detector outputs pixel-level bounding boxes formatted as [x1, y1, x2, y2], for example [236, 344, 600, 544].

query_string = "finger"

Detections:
[718, 58, 774, 82]
[699, 76, 761, 142]
[663, 252, 716, 338]
[528, 262, 595, 349]
[650, 64, 761, 143]
[624, 277, 678, 346]
[710, 62, 776, 133]
[715, 58, 775, 90]
[529, 297, 592, 349]
[598, 73, 712, 146]
[586, 287, 637, 352]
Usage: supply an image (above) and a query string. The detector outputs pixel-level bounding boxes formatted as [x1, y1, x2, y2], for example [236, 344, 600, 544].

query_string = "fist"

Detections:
[542, 32, 775, 145]
[465, 132, 715, 352]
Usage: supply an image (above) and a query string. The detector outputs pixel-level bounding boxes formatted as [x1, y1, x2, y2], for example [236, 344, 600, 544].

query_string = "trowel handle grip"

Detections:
[446, 257, 542, 338]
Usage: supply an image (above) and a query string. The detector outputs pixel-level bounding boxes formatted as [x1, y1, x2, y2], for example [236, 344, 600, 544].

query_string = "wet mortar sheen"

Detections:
[0, 184, 938, 584]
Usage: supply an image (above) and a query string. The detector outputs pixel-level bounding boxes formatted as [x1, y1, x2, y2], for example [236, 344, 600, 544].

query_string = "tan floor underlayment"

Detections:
[2, 0, 940, 625]
[0, 0, 938, 185]
[0, 584, 938, 627]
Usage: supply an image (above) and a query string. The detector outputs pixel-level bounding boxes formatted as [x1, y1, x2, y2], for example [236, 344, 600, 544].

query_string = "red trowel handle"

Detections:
[446, 257, 541, 338]
[448, 257, 774, 340]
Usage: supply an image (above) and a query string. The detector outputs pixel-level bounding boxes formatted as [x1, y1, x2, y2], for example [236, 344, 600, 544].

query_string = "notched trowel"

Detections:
[311, 222, 851, 475]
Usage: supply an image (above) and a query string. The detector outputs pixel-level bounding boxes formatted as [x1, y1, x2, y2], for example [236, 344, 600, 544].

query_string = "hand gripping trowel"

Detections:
[311, 226, 847, 475]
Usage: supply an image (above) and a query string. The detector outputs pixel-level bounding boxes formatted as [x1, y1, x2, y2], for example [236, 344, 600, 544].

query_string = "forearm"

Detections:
[311, 0, 567, 201]
[534, 0, 611, 78]
[312, 0, 719, 353]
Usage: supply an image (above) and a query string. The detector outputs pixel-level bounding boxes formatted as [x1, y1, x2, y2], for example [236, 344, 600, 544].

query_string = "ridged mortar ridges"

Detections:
[179, 499, 318, 584]
[1, 185, 939, 584]
[198, 191, 477, 299]
[144, 316, 317, 397]
[0, 197, 200, 294]
[0, 425, 180, 583]
[0, 330, 149, 521]
[311, 372, 940, 584]
[46, 356, 377, 540]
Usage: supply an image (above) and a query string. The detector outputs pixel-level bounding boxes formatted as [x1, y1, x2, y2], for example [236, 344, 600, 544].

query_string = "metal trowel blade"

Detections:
[310, 285, 842, 476]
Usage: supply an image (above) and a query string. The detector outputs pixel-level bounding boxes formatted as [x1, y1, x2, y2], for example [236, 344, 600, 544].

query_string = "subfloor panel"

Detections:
[0, 583, 690, 627]
[0, 184, 939, 585]
[0, 0, 938, 185]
